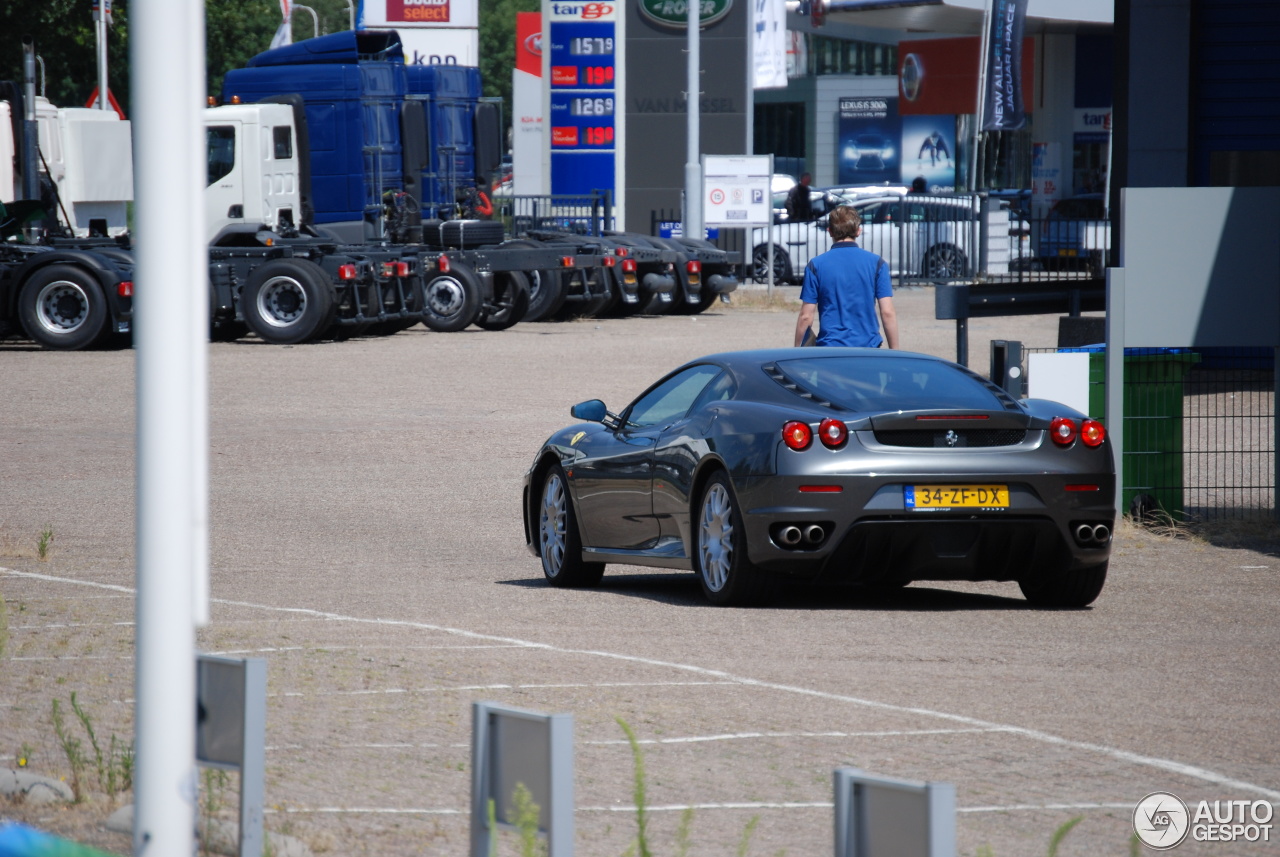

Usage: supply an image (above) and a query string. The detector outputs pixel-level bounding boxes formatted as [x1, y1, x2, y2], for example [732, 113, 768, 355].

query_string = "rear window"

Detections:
[773, 355, 1005, 412]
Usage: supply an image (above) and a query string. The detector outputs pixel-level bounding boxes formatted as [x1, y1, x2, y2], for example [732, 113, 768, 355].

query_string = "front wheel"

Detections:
[538, 465, 605, 587]
[694, 472, 771, 606]
[18, 264, 110, 350]
[1019, 561, 1108, 608]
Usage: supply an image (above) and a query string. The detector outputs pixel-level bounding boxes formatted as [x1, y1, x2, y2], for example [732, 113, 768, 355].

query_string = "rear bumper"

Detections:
[737, 475, 1114, 583]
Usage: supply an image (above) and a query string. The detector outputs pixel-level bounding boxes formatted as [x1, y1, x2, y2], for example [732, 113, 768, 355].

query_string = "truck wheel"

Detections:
[421, 263, 482, 332]
[476, 270, 530, 331]
[522, 268, 567, 322]
[18, 264, 110, 350]
[241, 258, 335, 345]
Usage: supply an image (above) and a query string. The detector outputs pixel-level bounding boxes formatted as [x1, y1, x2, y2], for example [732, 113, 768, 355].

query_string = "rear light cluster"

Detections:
[621, 258, 637, 274]
[686, 260, 701, 274]
[602, 255, 616, 267]
[782, 418, 848, 451]
[337, 264, 358, 280]
[381, 261, 410, 278]
[117, 281, 134, 298]
[1050, 416, 1106, 447]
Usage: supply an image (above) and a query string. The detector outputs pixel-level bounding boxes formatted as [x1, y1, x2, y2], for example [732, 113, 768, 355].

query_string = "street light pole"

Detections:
[683, 0, 702, 241]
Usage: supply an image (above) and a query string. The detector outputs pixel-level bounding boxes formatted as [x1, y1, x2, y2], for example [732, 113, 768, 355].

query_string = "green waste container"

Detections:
[1065, 346, 1201, 518]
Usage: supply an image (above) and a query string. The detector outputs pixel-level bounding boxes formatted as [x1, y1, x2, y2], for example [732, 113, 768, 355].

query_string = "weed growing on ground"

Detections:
[724, 289, 800, 313]
[50, 692, 133, 803]
[200, 768, 231, 857]
[616, 716, 653, 857]
[513, 782, 545, 857]
[36, 526, 54, 561]
[50, 697, 87, 801]
[977, 815, 1085, 856]
[735, 815, 761, 857]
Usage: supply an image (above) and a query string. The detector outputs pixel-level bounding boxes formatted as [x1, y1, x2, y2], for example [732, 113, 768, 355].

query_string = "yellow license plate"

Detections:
[906, 484, 1008, 510]
[1058, 248, 1079, 257]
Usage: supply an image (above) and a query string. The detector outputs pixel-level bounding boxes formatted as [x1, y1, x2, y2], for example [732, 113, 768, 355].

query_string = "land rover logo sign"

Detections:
[639, 0, 733, 29]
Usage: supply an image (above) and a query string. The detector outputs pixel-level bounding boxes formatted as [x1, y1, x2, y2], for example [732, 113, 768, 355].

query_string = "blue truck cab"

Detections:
[222, 30, 501, 243]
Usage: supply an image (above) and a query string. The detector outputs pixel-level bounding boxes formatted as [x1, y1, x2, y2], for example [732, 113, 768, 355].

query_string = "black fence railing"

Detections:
[708, 192, 1110, 289]
[1022, 346, 1275, 522]
[497, 192, 614, 237]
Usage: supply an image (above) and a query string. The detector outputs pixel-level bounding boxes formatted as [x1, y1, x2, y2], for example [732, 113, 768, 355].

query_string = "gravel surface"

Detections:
[2, 287, 1277, 856]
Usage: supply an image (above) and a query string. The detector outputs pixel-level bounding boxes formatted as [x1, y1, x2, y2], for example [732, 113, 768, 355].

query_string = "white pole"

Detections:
[95, 10, 109, 110]
[131, 0, 206, 852]
[684, 0, 702, 240]
[345, 0, 356, 30]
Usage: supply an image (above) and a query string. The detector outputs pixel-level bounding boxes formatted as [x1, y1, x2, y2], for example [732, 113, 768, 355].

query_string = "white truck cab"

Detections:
[0, 96, 132, 237]
[204, 102, 302, 243]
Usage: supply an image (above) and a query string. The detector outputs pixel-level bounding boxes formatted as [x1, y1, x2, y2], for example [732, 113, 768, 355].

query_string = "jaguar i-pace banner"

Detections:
[981, 0, 1028, 131]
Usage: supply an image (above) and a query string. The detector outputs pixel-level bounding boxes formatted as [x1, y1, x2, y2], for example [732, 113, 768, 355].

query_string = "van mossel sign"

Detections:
[639, 0, 733, 29]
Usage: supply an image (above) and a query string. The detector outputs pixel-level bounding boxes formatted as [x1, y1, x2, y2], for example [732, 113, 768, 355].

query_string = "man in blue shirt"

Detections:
[793, 205, 899, 348]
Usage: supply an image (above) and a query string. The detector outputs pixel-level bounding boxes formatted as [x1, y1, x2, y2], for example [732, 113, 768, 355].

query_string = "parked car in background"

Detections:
[1040, 193, 1111, 276]
[752, 194, 977, 283]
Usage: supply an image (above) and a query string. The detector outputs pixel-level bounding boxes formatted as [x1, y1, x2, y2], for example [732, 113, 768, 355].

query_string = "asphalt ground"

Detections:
[1, 286, 1278, 856]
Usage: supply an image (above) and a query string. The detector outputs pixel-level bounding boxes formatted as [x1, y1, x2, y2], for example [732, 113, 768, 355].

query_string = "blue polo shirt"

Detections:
[799, 242, 891, 347]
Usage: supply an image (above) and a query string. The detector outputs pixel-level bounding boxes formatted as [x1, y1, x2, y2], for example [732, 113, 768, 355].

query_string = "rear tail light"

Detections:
[1050, 416, 1078, 446]
[117, 281, 133, 298]
[337, 264, 358, 281]
[1080, 418, 1106, 447]
[817, 418, 848, 448]
[615, 247, 629, 257]
[437, 255, 451, 273]
[602, 256, 616, 267]
[782, 421, 812, 451]
[381, 261, 410, 277]
[621, 259, 637, 273]
[686, 260, 701, 274]
[560, 256, 575, 267]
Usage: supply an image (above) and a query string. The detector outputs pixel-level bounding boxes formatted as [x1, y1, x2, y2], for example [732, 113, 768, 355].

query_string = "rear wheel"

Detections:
[18, 264, 110, 350]
[538, 465, 605, 587]
[421, 264, 482, 332]
[922, 244, 968, 280]
[476, 271, 530, 331]
[241, 258, 334, 344]
[1019, 561, 1108, 608]
[523, 268, 567, 322]
[695, 472, 771, 606]
[751, 244, 793, 284]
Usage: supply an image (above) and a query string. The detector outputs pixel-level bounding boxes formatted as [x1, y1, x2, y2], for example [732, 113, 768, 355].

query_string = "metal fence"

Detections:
[1022, 346, 1276, 522]
[714, 192, 1111, 289]
[497, 192, 614, 237]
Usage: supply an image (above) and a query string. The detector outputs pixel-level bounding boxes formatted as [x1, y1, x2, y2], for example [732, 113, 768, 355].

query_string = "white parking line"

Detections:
[273, 681, 731, 698]
[6, 566, 1278, 803]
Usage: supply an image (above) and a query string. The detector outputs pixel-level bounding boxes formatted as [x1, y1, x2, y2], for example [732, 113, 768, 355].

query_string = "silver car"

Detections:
[751, 195, 976, 284]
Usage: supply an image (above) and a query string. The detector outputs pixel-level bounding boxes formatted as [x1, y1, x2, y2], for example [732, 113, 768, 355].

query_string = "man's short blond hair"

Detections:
[827, 205, 862, 241]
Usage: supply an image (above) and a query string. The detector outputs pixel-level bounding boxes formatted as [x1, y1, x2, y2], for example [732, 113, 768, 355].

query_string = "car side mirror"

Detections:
[570, 399, 608, 422]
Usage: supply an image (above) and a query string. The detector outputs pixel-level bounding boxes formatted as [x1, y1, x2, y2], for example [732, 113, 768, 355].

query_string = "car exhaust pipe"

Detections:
[778, 525, 802, 546]
[1074, 523, 1096, 544]
[1093, 524, 1110, 543]
[803, 524, 825, 545]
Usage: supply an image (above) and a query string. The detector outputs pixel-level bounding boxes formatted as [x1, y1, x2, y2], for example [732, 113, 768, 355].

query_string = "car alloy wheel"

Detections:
[539, 471, 569, 578]
[698, 482, 734, 592]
